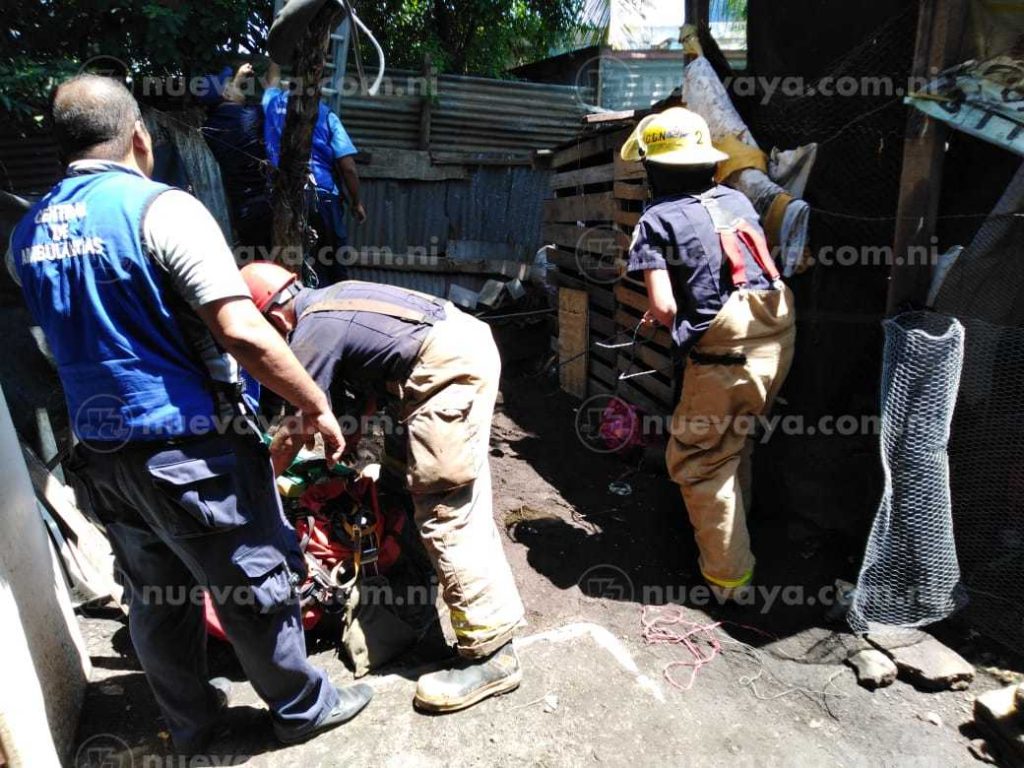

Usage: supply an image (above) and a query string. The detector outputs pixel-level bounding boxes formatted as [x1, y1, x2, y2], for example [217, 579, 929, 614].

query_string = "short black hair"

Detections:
[50, 74, 142, 163]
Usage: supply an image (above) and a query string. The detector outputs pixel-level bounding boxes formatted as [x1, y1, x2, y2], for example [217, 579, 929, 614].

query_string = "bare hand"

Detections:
[352, 202, 367, 224]
[313, 410, 346, 466]
[235, 63, 255, 80]
[269, 410, 346, 476]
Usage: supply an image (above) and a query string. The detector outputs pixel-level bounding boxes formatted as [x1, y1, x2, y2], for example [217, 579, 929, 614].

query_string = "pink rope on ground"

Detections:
[640, 605, 722, 691]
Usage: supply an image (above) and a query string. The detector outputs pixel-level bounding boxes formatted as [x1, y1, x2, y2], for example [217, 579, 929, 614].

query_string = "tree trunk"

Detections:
[271, 1, 346, 271]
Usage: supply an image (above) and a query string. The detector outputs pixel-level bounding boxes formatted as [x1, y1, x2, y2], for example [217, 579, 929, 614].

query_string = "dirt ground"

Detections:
[72, 372, 1023, 768]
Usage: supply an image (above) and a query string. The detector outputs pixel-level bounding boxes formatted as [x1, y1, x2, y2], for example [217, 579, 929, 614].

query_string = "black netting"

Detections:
[736, 4, 919, 253]
[933, 173, 1024, 649]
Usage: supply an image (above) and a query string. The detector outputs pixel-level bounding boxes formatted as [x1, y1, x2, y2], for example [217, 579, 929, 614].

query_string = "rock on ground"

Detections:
[869, 632, 975, 691]
[974, 685, 1024, 767]
[847, 649, 898, 690]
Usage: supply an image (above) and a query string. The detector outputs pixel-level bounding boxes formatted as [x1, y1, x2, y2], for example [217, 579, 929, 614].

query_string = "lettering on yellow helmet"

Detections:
[643, 127, 705, 147]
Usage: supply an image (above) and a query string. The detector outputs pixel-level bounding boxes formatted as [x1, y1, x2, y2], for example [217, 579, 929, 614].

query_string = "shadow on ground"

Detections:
[498, 373, 865, 648]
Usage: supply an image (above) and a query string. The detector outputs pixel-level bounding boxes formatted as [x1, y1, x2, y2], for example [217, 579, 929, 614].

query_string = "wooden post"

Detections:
[271, 1, 346, 270]
[558, 288, 589, 399]
[418, 53, 434, 151]
[886, 0, 968, 315]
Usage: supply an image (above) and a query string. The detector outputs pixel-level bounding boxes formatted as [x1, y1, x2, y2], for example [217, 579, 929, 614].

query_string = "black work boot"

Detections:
[173, 677, 233, 754]
[210, 677, 232, 713]
[414, 641, 522, 713]
[274, 683, 374, 745]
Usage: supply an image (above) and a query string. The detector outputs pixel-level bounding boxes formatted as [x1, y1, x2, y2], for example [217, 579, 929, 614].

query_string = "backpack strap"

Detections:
[299, 298, 439, 325]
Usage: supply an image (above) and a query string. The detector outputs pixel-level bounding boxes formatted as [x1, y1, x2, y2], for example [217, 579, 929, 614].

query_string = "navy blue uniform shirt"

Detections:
[202, 103, 268, 209]
[288, 282, 446, 407]
[627, 184, 771, 355]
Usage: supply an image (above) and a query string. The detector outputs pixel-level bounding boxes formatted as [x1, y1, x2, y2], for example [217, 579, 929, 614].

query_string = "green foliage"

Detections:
[353, 0, 586, 76]
[1, 0, 272, 129]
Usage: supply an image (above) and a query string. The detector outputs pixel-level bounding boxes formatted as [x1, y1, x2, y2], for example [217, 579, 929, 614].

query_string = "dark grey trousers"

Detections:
[71, 429, 339, 748]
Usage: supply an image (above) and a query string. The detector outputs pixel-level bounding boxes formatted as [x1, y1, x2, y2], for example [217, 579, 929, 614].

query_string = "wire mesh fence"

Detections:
[848, 312, 967, 634]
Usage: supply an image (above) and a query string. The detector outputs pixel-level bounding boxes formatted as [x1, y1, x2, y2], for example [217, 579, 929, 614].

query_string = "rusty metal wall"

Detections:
[347, 165, 550, 262]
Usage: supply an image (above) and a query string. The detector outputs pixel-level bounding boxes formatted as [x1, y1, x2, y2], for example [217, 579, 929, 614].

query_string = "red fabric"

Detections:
[719, 221, 781, 289]
[718, 228, 749, 288]
[599, 397, 644, 452]
[734, 219, 781, 282]
[205, 473, 405, 637]
[203, 592, 228, 642]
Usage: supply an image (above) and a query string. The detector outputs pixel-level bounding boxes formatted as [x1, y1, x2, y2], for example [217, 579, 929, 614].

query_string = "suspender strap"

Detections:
[718, 228, 750, 288]
[734, 218, 781, 283]
[699, 191, 782, 289]
[299, 298, 439, 325]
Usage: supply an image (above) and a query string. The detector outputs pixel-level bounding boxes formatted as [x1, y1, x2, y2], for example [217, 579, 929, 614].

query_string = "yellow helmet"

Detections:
[620, 107, 728, 166]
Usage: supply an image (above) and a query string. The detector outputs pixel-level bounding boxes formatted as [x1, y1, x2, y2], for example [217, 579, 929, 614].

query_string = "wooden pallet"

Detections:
[546, 123, 679, 416]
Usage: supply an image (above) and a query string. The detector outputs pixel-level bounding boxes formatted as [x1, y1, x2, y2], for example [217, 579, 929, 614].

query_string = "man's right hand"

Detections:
[197, 297, 348, 471]
[270, 409, 346, 476]
[352, 202, 367, 224]
[313, 409, 346, 466]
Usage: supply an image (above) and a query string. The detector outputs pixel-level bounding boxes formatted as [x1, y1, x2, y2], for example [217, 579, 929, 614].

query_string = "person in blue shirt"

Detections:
[621, 108, 796, 601]
[201, 63, 273, 255]
[9, 74, 374, 752]
[262, 63, 366, 283]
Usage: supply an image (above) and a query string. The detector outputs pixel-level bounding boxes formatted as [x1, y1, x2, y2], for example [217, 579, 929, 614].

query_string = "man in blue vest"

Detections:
[8, 74, 373, 752]
[263, 63, 366, 284]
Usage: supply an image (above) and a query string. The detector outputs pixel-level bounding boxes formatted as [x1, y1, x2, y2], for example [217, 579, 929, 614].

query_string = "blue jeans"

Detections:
[70, 428, 339, 748]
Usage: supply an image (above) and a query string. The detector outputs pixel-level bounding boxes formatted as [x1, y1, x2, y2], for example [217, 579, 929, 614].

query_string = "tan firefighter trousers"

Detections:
[399, 303, 525, 658]
[666, 287, 796, 588]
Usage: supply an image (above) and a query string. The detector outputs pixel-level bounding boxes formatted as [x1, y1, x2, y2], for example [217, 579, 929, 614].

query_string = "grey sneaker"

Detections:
[414, 641, 522, 713]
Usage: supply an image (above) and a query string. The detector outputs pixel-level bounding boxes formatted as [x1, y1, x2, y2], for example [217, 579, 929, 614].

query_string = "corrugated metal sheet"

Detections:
[347, 166, 549, 262]
[345, 266, 490, 299]
[599, 56, 685, 111]
[336, 69, 424, 151]
[0, 132, 62, 196]
[335, 70, 586, 153]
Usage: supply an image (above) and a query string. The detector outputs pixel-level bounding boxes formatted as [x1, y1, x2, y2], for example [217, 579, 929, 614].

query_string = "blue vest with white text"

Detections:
[11, 167, 219, 442]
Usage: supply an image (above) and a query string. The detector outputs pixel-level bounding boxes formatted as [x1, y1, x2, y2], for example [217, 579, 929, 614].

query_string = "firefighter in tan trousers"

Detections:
[240, 264, 525, 711]
[621, 108, 796, 597]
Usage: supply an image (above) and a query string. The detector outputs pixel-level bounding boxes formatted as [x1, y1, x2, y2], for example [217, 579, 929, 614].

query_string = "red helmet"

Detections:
[240, 263, 299, 313]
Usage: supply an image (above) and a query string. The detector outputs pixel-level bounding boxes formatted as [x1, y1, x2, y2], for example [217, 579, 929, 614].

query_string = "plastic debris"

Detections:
[608, 481, 632, 496]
